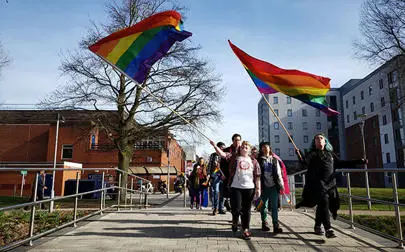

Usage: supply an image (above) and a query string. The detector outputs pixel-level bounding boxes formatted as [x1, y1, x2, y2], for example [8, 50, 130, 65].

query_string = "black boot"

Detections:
[261, 221, 270, 231]
[273, 224, 283, 234]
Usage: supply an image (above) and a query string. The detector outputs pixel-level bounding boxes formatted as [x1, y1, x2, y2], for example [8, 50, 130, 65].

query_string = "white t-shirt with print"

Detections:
[231, 156, 256, 189]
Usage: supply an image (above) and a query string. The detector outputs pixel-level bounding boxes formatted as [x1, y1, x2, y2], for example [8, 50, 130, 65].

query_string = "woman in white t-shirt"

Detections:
[210, 140, 261, 240]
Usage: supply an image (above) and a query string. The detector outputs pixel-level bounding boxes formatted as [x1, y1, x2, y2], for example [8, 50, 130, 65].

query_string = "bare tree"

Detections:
[39, 0, 223, 197]
[354, 0, 405, 63]
[0, 42, 10, 77]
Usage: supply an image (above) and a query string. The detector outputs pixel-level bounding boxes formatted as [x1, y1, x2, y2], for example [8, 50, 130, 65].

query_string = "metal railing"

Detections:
[288, 168, 404, 249]
[0, 167, 152, 252]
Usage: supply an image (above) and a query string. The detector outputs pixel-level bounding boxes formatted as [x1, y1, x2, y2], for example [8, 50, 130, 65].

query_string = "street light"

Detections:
[50, 113, 65, 212]
[358, 113, 371, 210]
[167, 133, 173, 199]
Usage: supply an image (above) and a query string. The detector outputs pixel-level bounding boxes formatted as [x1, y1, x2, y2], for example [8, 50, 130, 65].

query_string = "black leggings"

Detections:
[231, 188, 254, 230]
[315, 193, 331, 230]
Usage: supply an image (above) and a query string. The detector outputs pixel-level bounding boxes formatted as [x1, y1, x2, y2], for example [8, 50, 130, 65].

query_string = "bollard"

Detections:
[130, 178, 134, 210]
[28, 173, 39, 246]
[117, 173, 121, 211]
[346, 173, 355, 229]
[100, 172, 105, 215]
[73, 172, 80, 227]
[125, 179, 128, 209]
[139, 179, 143, 205]
[391, 173, 404, 249]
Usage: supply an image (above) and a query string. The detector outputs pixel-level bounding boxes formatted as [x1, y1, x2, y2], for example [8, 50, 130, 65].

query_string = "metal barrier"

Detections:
[288, 168, 404, 249]
[0, 167, 152, 251]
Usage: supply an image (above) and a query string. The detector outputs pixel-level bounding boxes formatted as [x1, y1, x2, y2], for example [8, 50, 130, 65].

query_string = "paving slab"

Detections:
[14, 193, 402, 252]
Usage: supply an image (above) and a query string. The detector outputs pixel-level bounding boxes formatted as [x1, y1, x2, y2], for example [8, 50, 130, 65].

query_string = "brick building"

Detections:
[0, 110, 185, 197]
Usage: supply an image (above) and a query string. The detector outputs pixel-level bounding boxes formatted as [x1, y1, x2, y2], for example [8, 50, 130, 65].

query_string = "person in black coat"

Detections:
[296, 133, 366, 238]
[25, 169, 47, 210]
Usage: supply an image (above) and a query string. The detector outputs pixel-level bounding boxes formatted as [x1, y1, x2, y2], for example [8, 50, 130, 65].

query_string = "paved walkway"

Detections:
[19, 194, 402, 252]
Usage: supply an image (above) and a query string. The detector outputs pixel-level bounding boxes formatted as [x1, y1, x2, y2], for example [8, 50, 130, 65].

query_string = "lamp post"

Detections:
[358, 113, 371, 210]
[50, 113, 65, 212]
[167, 134, 172, 199]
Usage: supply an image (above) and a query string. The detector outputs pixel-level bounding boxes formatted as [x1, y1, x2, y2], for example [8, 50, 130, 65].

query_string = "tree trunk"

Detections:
[117, 144, 133, 203]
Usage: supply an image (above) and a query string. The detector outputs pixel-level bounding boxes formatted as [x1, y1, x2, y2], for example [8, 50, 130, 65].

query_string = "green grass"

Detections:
[340, 214, 405, 238]
[0, 196, 30, 207]
[294, 187, 405, 211]
[0, 210, 91, 246]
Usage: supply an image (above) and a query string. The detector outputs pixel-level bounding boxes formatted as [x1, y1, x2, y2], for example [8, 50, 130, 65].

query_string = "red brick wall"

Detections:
[0, 125, 49, 162]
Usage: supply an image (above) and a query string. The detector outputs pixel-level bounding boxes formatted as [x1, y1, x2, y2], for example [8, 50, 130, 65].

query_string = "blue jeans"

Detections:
[210, 176, 224, 210]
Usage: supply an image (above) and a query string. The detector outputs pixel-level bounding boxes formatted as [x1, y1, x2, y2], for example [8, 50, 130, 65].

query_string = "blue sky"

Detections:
[0, 1, 373, 156]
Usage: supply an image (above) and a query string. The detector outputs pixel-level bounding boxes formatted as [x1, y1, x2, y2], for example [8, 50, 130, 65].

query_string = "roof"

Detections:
[0, 110, 119, 125]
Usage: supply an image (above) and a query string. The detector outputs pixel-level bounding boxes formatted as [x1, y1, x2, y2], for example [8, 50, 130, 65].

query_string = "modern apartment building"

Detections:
[258, 93, 329, 161]
[258, 56, 405, 187]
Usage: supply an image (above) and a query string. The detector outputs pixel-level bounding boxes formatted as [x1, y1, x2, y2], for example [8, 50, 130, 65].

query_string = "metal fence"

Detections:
[288, 168, 404, 249]
[0, 167, 152, 252]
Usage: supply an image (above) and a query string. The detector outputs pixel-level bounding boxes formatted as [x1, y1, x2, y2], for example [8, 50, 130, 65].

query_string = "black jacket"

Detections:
[296, 150, 364, 215]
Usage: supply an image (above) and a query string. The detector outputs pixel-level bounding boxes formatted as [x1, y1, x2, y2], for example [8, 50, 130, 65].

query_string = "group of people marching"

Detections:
[186, 132, 366, 241]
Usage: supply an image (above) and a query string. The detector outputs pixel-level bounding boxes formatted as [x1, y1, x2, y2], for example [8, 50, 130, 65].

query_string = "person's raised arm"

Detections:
[209, 140, 227, 158]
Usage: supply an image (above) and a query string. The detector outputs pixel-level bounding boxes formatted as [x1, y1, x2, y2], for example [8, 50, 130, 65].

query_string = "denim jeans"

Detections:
[260, 186, 279, 225]
[210, 176, 224, 210]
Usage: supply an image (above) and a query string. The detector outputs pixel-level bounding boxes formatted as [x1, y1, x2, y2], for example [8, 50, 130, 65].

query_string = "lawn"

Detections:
[294, 187, 405, 211]
[0, 210, 91, 246]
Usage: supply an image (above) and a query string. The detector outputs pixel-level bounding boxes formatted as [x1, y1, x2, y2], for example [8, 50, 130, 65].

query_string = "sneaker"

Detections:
[218, 209, 226, 214]
[212, 208, 218, 215]
[261, 221, 270, 231]
[232, 220, 238, 232]
[242, 229, 252, 240]
[273, 224, 283, 234]
[314, 226, 324, 235]
[224, 200, 231, 211]
[325, 229, 336, 238]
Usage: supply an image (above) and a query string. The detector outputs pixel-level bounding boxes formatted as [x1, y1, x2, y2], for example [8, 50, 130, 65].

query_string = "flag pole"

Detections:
[91, 53, 211, 142]
[260, 93, 303, 160]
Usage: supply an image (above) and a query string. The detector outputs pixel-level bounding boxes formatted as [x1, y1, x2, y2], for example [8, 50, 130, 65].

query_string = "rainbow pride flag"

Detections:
[89, 11, 192, 84]
[228, 40, 338, 116]
[212, 167, 220, 176]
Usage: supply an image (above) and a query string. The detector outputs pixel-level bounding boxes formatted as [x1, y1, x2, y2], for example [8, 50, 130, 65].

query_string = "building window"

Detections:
[362, 106, 365, 114]
[288, 122, 293, 130]
[381, 97, 385, 107]
[287, 97, 291, 104]
[379, 79, 383, 89]
[288, 148, 294, 156]
[386, 153, 391, 163]
[316, 122, 321, 130]
[275, 148, 280, 156]
[287, 109, 292, 117]
[273, 96, 278, 104]
[274, 122, 279, 129]
[384, 134, 389, 144]
[352, 96, 356, 105]
[289, 135, 293, 143]
[353, 111, 357, 120]
[370, 102, 374, 112]
[369, 85, 373, 95]
[345, 100, 348, 109]
[90, 134, 96, 149]
[302, 122, 308, 130]
[316, 110, 320, 117]
[372, 136, 377, 147]
[274, 109, 279, 116]
[388, 71, 394, 84]
[346, 115, 350, 123]
[146, 156, 153, 162]
[372, 119, 377, 129]
[360, 91, 364, 100]
[302, 109, 307, 117]
[62, 144, 73, 159]
[383, 115, 387, 125]
[304, 135, 308, 143]
[275, 135, 280, 143]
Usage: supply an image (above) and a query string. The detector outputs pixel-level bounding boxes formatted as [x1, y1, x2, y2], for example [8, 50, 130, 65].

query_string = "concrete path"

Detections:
[18, 194, 402, 252]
